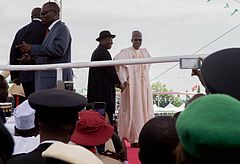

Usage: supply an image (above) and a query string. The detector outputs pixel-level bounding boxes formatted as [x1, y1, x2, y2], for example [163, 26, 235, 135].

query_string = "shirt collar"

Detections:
[32, 18, 41, 21]
[48, 19, 60, 31]
[41, 140, 63, 144]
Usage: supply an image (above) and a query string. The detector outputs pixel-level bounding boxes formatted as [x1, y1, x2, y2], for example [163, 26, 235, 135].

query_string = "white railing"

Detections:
[1, 53, 209, 82]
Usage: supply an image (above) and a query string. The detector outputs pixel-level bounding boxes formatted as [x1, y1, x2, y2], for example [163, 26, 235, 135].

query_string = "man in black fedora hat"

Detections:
[87, 30, 122, 126]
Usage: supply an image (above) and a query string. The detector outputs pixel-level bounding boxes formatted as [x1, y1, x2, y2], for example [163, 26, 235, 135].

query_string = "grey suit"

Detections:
[30, 21, 73, 91]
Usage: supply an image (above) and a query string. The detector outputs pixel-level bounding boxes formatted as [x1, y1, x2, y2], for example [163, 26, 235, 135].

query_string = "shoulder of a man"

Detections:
[140, 48, 151, 57]
[14, 26, 26, 40]
[114, 47, 132, 59]
[7, 153, 30, 164]
[7, 150, 44, 164]
[56, 21, 70, 32]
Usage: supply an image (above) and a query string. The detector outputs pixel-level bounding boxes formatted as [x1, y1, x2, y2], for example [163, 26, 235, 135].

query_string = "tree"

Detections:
[151, 82, 184, 107]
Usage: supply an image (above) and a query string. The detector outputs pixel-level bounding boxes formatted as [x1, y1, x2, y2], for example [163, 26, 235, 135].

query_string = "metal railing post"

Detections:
[56, 67, 63, 82]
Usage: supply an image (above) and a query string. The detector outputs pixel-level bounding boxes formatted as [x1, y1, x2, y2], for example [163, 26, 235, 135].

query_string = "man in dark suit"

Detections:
[16, 2, 73, 91]
[10, 7, 46, 98]
[7, 89, 87, 164]
[87, 30, 122, 126]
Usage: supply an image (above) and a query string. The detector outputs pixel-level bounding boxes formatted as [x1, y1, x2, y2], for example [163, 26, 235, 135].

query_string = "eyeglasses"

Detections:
[133, 39, 142, 42]
[41, 10, 55, 16]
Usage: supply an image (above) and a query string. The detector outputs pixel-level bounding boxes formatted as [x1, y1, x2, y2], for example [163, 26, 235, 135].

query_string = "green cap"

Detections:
[176, 94, 240, 160]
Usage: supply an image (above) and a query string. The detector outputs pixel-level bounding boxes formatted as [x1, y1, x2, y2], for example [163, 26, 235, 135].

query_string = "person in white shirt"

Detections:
[114, 31, 154, 146]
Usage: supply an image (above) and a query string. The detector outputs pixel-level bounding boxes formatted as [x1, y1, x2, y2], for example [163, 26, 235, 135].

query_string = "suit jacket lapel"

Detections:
[42, 21, 61, 45]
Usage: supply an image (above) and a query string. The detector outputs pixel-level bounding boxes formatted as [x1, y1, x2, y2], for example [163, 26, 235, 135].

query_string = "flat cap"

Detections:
[28, 89, 87, 125]
[201, 48, 240, 100]
[176, 94, 240, 160]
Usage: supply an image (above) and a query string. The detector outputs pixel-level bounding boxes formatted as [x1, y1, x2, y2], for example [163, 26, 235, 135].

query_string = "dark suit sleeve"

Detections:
[9, 29, 24, 81]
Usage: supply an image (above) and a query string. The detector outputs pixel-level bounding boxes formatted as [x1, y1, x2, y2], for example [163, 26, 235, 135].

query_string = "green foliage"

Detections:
[151, 82, 184, 107]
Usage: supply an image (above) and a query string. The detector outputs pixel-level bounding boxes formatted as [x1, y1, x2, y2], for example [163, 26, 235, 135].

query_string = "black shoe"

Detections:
[131, 142, 139, 148]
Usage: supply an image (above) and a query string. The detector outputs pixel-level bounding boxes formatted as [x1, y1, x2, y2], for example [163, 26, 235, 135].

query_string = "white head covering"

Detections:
[14, 100, 35, 130]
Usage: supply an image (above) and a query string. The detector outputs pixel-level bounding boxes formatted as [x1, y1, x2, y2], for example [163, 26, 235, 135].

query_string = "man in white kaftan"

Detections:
[114, 31, 154, 144]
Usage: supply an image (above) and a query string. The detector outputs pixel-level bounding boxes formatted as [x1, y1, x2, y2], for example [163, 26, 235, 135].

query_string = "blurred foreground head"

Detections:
[138, 116, 179, 164]
[71, 110, 114, 146]
[201, 48, 240, 100]
[176, 94, 240, 163]
[28, 89, 87, 143]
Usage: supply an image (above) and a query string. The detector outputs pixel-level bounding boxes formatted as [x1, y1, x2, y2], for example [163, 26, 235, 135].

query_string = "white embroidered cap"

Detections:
[14, 100, 35, 130]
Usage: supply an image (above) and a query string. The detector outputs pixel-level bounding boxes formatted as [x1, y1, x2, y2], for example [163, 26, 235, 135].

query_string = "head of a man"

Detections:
[31, 7, 41, 20]
[131, 31, 142, 50]
[13, 100, 38, 137]
[40, 2, 60, 26]
[201, 48, 240, 100]
[71, 110, 114, 147]
[138, 116, 179, 164]
[100, 37, 113, 49]
[28, 89, 87, 143]
[96, 30, 116, 49]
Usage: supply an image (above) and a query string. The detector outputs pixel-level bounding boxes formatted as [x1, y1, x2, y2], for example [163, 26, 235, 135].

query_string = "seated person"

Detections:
[7, 89, 87, 164]
[12, 100, 40, 155]
[138, 116, 179, 164]
[176, 94, 240, 163]
[86, 102, 127, 162]
[70, 110, 127, 163]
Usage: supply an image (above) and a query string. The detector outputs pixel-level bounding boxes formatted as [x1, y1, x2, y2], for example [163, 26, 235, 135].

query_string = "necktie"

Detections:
[45, 29, 49, 38]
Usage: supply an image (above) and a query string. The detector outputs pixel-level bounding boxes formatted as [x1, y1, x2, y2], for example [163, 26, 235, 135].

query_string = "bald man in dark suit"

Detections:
[10, 7, 46, 98]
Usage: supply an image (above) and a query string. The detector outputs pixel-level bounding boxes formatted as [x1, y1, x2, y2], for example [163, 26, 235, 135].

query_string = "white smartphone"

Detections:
[179, 58, 201, 69]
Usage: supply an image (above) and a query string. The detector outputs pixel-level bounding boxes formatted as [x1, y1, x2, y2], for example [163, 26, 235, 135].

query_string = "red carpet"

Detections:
[123, 139, 140, 164]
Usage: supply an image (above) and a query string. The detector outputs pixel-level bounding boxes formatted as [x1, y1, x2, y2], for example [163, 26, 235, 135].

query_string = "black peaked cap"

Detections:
[28, 89, 87, 125]
[201, 48, 240, 100]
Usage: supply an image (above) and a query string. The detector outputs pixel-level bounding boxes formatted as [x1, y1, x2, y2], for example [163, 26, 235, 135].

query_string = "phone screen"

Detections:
[179, 58, 201, 69]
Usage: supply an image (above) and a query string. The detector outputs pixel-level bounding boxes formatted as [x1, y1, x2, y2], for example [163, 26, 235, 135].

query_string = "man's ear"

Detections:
[131, 38, 133, 43]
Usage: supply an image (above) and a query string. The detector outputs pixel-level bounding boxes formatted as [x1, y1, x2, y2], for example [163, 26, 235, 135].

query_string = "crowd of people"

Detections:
[1, 1, 240, 164]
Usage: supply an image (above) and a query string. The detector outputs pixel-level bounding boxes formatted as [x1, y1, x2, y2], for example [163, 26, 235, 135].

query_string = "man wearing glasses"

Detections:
[16, 2, 73, 91]
[114, 31, 154, 147]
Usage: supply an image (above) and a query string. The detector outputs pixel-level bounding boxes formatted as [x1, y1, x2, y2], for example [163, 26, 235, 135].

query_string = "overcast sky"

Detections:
[1, 0, 240, 92]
